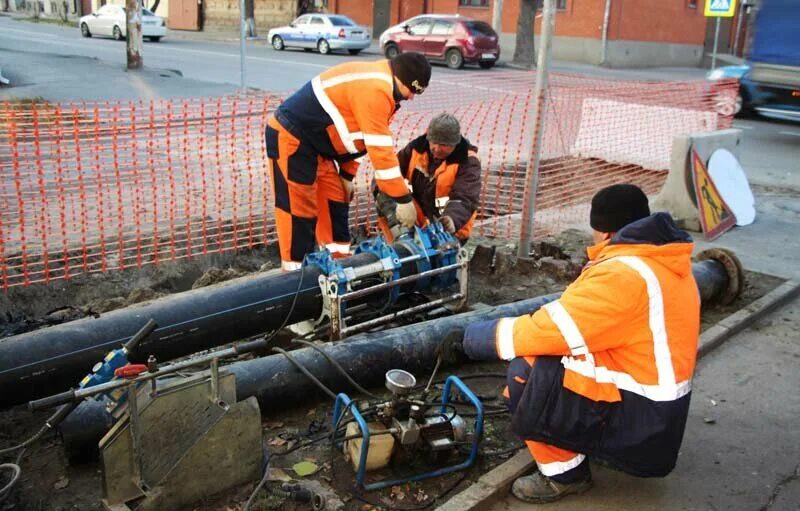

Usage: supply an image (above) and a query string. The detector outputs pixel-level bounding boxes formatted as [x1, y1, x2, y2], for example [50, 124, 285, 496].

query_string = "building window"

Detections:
[459, 0, 489, 7]
[536, 0, 567, 9]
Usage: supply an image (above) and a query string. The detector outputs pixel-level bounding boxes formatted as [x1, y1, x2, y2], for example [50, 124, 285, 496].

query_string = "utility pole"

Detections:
[126, 0, 143, 69]
[518, 0, 555, 258]
[491, 0, 504, 35]
[239, 0, 246, 89]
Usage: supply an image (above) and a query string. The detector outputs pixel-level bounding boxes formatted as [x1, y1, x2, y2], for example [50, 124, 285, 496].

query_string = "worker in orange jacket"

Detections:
[265, 53, 431, 271]
[440, 184, 700, 503]
[374, 113, 481, 243]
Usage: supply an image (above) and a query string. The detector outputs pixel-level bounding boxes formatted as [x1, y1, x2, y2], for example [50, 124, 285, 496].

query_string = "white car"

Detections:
[79, 5, 166, 42]
[268, 14, 370, 55]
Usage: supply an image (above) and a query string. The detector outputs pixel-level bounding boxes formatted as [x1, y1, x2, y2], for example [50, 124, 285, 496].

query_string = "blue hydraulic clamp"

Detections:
[332, 375, 484, 491]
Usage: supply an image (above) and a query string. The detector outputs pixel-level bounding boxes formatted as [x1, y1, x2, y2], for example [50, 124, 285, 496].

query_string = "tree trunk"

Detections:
[245, 0, 256, 37]
[126, 0, 143, 69]
[512, 0, 536, 69]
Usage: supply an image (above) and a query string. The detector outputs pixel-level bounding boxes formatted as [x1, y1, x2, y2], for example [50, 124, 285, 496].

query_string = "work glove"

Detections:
[439, 215, 455, 234]
[395, 201, 417, 229]
[434, 328, 466, 366]
[339, 177, 355, 203]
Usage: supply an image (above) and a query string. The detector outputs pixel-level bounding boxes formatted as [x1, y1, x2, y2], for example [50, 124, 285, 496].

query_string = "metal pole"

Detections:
[517, 0, 555, 259]
[711, 16, 720, 70]
[732, 0, 745, 58]
[239, 0, 246, 89]
[491, 0, 504, 35]
[600, 0, 612, 65]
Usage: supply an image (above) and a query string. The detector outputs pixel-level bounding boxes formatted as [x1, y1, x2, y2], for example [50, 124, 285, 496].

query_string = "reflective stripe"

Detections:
[363, 134, 394, 147]
[325, 242, 351, 254]
[374, 166, 403, 181]
[281, 260, 303, 272]
[320, 72, 393, 89]
[350, 131, 363, 141]
[435, 196, 450, 210]
[496, 317, 517, 361]
[311, 75, 358, 154]
[543, 301, 589, 356]
[616, 256, 676, 386]
[560, 356, 691, 401]
[537, 454, 586, 477]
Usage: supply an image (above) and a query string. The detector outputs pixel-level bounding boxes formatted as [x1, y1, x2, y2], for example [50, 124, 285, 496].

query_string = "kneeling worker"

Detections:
[374, 113, 481, 242]
[438, 184, 700, 503]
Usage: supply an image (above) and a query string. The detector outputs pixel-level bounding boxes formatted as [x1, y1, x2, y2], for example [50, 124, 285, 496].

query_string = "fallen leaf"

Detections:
[268, 437, 288, 446]
[710, 399, 717, 406]
[292, 460, 319, 477]
[703, 417, 716, 424]
[267, 468, 292, 482]
[53, 476, 70, 490]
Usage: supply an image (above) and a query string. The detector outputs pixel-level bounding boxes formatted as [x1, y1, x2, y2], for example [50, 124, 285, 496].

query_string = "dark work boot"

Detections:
[511, 471, 593, 504]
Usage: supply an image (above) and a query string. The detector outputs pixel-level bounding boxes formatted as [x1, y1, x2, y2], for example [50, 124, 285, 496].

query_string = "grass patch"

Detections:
[17, 16, 74, 27]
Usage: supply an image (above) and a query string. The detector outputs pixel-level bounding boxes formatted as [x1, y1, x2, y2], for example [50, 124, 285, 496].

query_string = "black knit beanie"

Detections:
[390, 52, 431, 95]
[590, 184, 651, 233]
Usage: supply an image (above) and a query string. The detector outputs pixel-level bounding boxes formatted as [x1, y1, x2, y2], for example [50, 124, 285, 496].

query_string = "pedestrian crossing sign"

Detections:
[705, 0, 736, 17]
[691, 149, 736, 240]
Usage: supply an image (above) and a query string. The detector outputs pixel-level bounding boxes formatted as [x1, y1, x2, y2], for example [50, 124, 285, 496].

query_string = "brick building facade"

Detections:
[327, 0, 717, 67]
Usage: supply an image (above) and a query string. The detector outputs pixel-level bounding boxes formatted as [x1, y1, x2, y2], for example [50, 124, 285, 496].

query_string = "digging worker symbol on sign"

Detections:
[700, 175, 726, 224]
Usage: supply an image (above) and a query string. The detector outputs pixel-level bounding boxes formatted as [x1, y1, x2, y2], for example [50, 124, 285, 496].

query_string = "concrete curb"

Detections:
[435, 278, 800, 511]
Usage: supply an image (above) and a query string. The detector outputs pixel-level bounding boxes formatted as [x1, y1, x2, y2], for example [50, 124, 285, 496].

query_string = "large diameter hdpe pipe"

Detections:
[58, 253, 743, 460]
[0, 252, 389, 409]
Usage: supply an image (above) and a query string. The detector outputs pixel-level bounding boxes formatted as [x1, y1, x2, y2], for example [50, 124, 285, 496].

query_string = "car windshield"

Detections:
[328, 15, 355, 26]
[465, 21, 496, 37]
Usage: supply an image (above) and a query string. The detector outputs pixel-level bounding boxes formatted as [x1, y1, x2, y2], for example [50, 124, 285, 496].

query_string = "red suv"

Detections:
[379, 15, 500, 69]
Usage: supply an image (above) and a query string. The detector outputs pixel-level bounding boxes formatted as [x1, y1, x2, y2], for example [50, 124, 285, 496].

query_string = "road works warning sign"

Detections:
[691, 149, 736, 240]
[705, 0, 736, 17]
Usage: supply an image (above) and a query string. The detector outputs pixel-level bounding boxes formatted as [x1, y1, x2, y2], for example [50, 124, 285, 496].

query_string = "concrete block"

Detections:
[651, 129, 743, 232]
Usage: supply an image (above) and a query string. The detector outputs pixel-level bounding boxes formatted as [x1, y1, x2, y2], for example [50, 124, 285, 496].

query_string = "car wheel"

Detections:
[384, 43, 400, 59]
[714, 90, 743, 117]
[317, 38, 330, 55]
[148, 36, 162, 42]
[80, 22, 91, 38]
[113, 25, 124, 41]
[271, 35, 285, 51]
[478, 61, 495, 69]
[446, 48, 464, 70]
[348, 49, 361, 56]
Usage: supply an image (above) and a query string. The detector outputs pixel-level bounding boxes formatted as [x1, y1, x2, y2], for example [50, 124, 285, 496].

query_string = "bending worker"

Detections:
[374, 113, 481, 242]
[265, 53, 432, 271]
[441, 184, 700, 503]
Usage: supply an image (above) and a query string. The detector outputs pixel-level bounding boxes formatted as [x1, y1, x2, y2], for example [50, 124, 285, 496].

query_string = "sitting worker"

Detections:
[374, 113, 481, 243]
[439, 184, 700, 503]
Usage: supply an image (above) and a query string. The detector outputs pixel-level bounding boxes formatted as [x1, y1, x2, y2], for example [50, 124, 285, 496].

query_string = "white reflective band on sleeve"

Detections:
[543, 301, 589, 356]
[496, 317, 517, 361]
[363, 134, 394, 147]
[320, 72, 394, 89]
[374, 166, 403, 181]
[537, 454, 586, 477]
[281, 260, 303, 272]
[311, 76, 358, 154]
[325, 242, 352, 254]
[435, 196, 450, 210]
[616, 256, 676, 387]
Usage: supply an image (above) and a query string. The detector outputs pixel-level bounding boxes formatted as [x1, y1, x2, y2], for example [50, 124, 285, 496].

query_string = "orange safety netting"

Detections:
[0, 73, 738, 288]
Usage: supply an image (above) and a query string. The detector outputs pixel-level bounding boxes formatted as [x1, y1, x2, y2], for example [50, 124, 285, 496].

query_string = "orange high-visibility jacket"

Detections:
[463, 213, 700, 476]
[275, 59, 412, 203]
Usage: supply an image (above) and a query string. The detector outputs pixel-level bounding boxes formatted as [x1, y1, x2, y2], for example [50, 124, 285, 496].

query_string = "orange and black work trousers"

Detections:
[506, 356, 591, 483]
[265, 115, 351, 269]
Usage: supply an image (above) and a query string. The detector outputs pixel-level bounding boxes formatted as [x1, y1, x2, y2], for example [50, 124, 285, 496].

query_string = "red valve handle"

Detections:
[114, 364, 149, 379]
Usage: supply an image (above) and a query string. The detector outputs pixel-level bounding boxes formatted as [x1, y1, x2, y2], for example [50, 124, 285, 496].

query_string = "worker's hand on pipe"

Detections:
[435, 328, 466, 366]
[395, 201, 417, 229]
[339, 177, 355, 203]
[439, 215, 455, 234]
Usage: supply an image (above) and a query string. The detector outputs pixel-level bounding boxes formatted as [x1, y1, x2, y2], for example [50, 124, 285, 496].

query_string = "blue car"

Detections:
[268, 14, 371, 55]
[707, 64, 800, 122]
